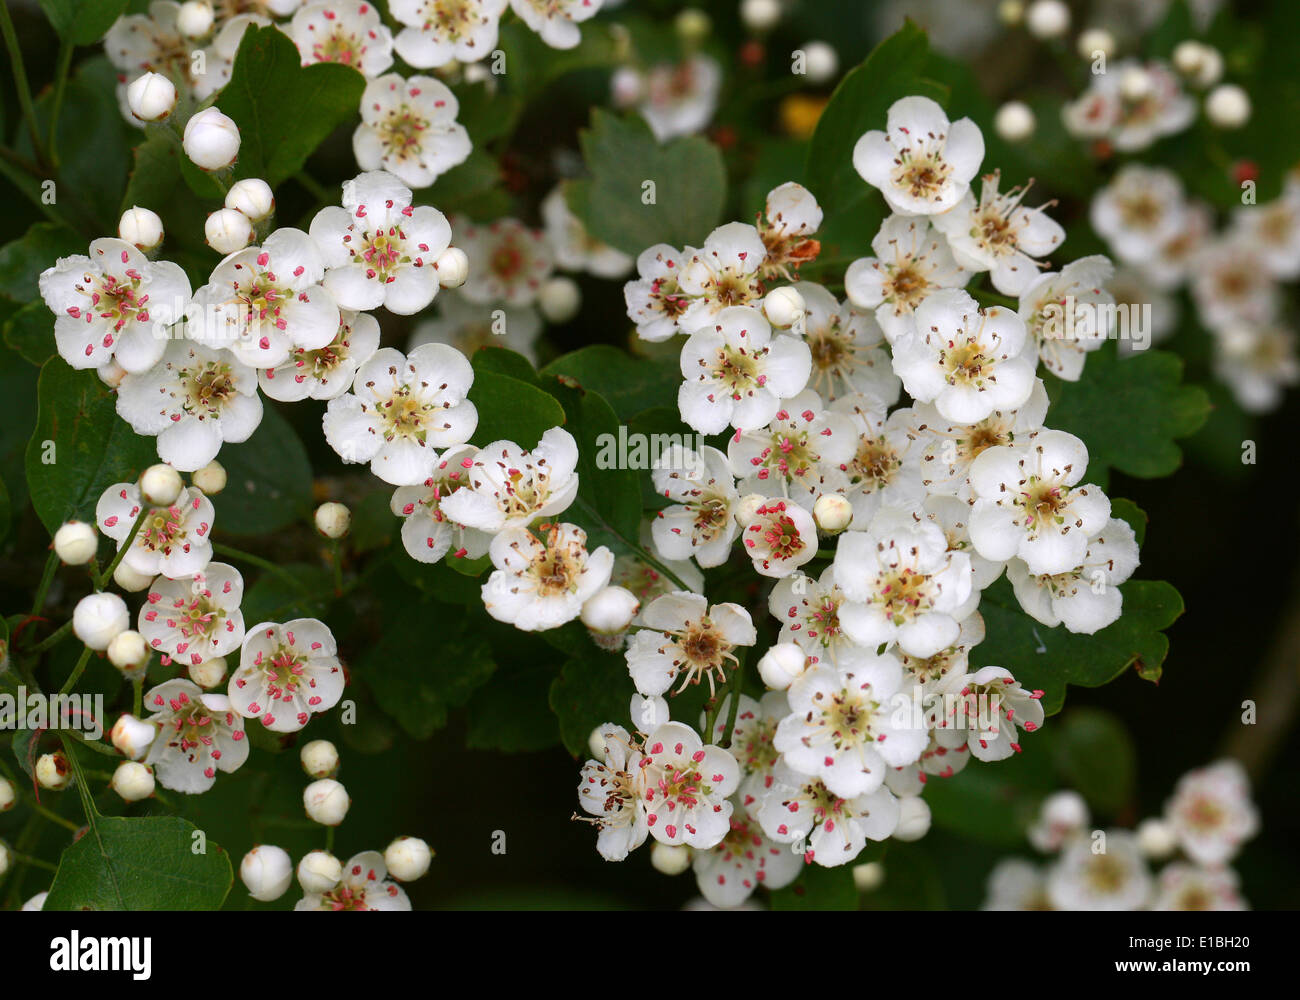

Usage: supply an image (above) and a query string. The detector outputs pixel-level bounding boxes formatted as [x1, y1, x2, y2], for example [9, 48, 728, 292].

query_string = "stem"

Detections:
[132, 677, 143, 718]
[330, 540, 344, 596]
[29, 619, 72, 654]
[0, 1, 47, 168]
[29, 800, 80, 833]
[30, 550, 59, 616]
[58, 645, 94, 696]
[9, 851, 57, 872]
[213, 542, 304, 589]
[47, 40, 73, 167]
[718, 658, 746, 751]
[294, 170, 333, 204]
[59, 734, 101, 828]
[97, 508, 148, 590]
[325, 826, 335, 853]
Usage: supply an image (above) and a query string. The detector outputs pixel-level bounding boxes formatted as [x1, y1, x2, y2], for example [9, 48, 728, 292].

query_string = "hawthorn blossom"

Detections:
[1047, 831, 1152, 910]
[1017, 255, 1116, 380]
[1189, 236, 1279, 333]
[1062, 60, 1194, 152]
[968, 429, 1111, 576]
[1007, 517, 1139, 634]
[637, 721, 739, 849]
[852, 96, 984, 216]
[577, 724, 649, 861]
[1090, 165, 1186, 266]
[104, 1, 196, 124]
[390, 445, 492, 564]
[932, 171, 1065, 295]
[481, 522, 613, 631]
[38, 238, 190, 373]
[354, 74, 471, 188]
[310, 170, 453, 315]
[703, 692, 788, 808]
[323, 343, 478, 485]
[767, 567, 858, 666]
[845, 215, 967, 343]
[389, 0, 506, 68]
[408, 291, 543, 364]
[1164, 760, 1259, 867]
[624, 244, 690, 342]
[982, 858, 1053, 910]
[898, 610, 986, 697]
[942, 666, 1044, 762]
[677, 306, 812, 434]
[1146, 201, 1214, 291]
[756, 759, 900, 867]
[296, 852, 411, 910]
[741, 497, 818, 578]
[677, 223, 768, 331]
[634, 55, 722, 141]
[142, 679, 249, 793]
[541, 185, 632, 278]
[458, 218, 554, 306]
[440, 427, 579, 532]
[827, 395, 924, 526]
[891, 289, 1036, 424]
[626, 592, 756, 697]
[97, 482, 214, 579]
[1231, 182, 1300, 280]
[139, 562, 246, 667]
[1211, 323, 1299, 413]
[794, 282, 900, 403]
[919, 494, 1005, 592]
[650, 444, 739, 568]
[1151, 863, 1247, 911]
[259, 309, 381, 402]
[229, 619, 345, 732]
[692, 800, 801, 907]
[290, 2, 393, 76]
[728, 389, 856, 503]
[757, 182, 823, 280]
[510, 0, 602, 50]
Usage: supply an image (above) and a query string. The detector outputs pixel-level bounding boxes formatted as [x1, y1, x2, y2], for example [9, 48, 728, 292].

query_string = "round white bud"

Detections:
[36, 753, 70, 791]
[188, 655, 227, 689]
[1076, 28, 1115, 60]
[140, 463, 183, 506]
[314, 501, 351, 539]
[53, 520, 98, 565]
[0, 776, 15, 812]
[580, 585, 640, 634]
[1173, 40, 1223, 87]
[192, 459, 227, 495]
[303, 778, 350, 826]
[610, 66, 644, 107]
[1119, 65, 1153, 101]
[650, 842, 692, 876]
[852, 860, 885, 892]
[177, 0, 215, 38]
[435, 246, 469, 287]
[384, 836, 433, 881]
[674, 8, 711, 43]
[735, 493, 767, 528]
[1136, 817, 1178, 859]
[587, 726, 609, 759]
[763, 285, 806, 328]
[1042, 789, 1089, 830]
[21, 891, 48, 911]
[538, 276, 582, 324]
[300, 739, 339, 779]
[297, 850, 343, 893]
[740, 0, 781, 32]
[73, 592, 129, 651]
[240, 845, 293, 902]
[812, 493, 853, 533]
[224, 177, 275, 222]
[1025, 0, 1069, 39]
[107, 629, 148, 674]
[205, 207, 254, 255]
[127, 72, 177, 122]
[994, 100, 1036, 143]
[1206, 84, 1250, 128]
[893, 795, 932, 841]
[111, 713, 157, 760]
[97, 359, 127, 389]
[757, 642, 807, 690]
[114, 560, 155, 593]
[183, 107, 241, 171]
[997, 0, 1024, 26]
[118, 206, 165, 252]
[0, 841, 9, 877]
[801, 41, 839, 84]
[110, 761, 155, 802]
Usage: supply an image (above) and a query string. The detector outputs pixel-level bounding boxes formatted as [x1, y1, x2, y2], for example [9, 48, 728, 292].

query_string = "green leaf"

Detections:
[24, 361, 158, 535]
[567, 109, 726, 257]
[540, 344, 682, 422]
[548, 652, 633, 757]
[769, 860, 863, 910]
[466, 662, 561, 753]
[239, 564, 332, 624]
[1045, 344, 1211, 487]
[211, 405, 313, 535]
[0, 222, 83, 304]
[471, 344, 541, 384]
[44, 814, 233, 910]
[37, 0, 129, 45]
[468, 369, 567, 449]
[1051, 708, 1137, 815]
[498, 20, 622, 97]
[922, 742, 1057, 846]
[972, 577, 1185, 713]
[2, 300, 55, 366]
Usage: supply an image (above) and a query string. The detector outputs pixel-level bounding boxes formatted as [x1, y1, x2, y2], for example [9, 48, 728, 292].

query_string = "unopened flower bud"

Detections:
[112, 713, 158, 760]
[581, 585, 640, 634]
[110, 761, 155, 802]
[183, 107, 241, 171]
[314, 501, 351, 539]
[812, 493, 853, 533]
[114, 560, 155, 593]
[189, 655, 227, 689]
[0, 841, 10, 876]
[385, 836, 433, 881]
[740, 0, 781, 32]
[140, 463, 183, 506]
[1137, 817, 1178, 859]
[650, 842, 692, 875]
[1119, 66, 1153, 101]
[303, 779, 350, 826]
[994, 100, 1036, 142]
[435, 246, 469, 287]
[127, 72, 177, 122]
[0, 776, 15, 812]
[800, 41, 838, 84]
[763, 286, 806, 328]
[36, 752, 70, 791]
[757, 642, 807, 690]
[1076, 28, 1115, 60]
[107, 629, 148, 675]
[893, 795, 932, 841]
[53, 520, 98, 565]
[240, 845, 293, 901]
[1206, 84, 1250, 128]
[73, 592, 129, 651]
[538, 276, 581, 324]
[300, 739, 339, 779]
[297, 850, 343, 893]
[853, 860, 884, 892]
[205, 207, 253, 255]
[177, 0, 215, 38]
[21, 891, 48, 911]
[1025, 0, 1069, 39]
[118, 206, 165, 252]
[192, 459, 227, 495]
[225, 177, 275, 222]
[1174, 40, 1223, 87]
[674, 9, 710, 43]
[735, 493, 766, 528]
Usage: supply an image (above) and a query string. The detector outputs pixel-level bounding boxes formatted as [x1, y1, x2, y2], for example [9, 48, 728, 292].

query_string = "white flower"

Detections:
[1190, 236, 1279, 333]
[943, 665, 1044, 761]
[541, 185, 632, 278]
[704, 692, 788, 809]
[898, 610, 986, 697]
[919, 495, 1005, 592]
[637, 55, 721, 140]
[833, 509, 973, 657]
[116, 340, 264, 471]
[390, 444, 493, 563]
[626, 592, 756, 697]
[638, 721, 739, 849]
[139, 562, 246, 667]
[38, 238, 190, 373]
[458, 217, 554, 306]
[1018, 255, 1116, 380]
[968, 429, 1111, 576]
[845, 215, 967, 343]
[310, 170, 452, 315]
[1090, 165, 1186, 265]
[827, 395, 923, 526]
[678, 305, 812, 434]
[291, 1, 393, 76]
[624, 244, 691, 342]
[1164, 759, 1258, 867]
[727, 388, 856, 504]
[229, 619, 345, 732]
[390, 0, 506, 68]
[982, 858, 1052, 910]
[408, 290, 543, 364]
[1151, 863, 1247, 911]
[96, 482, 214, 579]
[508, 0, 601, 50]
[650, 445, 739, 568]
[188, 227, 339, 369]
[1047, 831, 1151, 910]
[757, 182, 823, 281]
[1145, 201, 1213, 291]
[142, 678, 250, 793]
[1027, 790, 1090, 853]
[1007, 517, 1139, 634]
[677, 223, 768, 331]
[1211, 323, 1299, 413]
[692, 799, 801, 907]
[852, 95, 984, 216]
[577, 723, 649, 861]
[1231, 182, 1300, 280]
[73, 593, 130, 651]
[741, 497, 818, 577]
[890, 290, 1036, 424]
[481, 523, 613, 631]
[295, 851, 411, 910]
[258, 309, 381, 402]
[756, 759, 900, 867]
[1063, 60, 1193, 152]
[795, 282, 901, 408]
[354, 74, 471, 188]
[932, 171, 1065, 295]
[439, 426, 579, 531]
[323, 343, 477, 485]
[767, 568, 856, 666]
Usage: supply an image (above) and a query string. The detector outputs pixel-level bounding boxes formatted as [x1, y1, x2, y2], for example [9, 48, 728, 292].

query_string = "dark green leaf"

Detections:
[2, 300, 55, 366]
[37, 0, 129, 44]
[540, 344, 682, 422]
[211, 404, 313, 535]
[468, 369, 566, 449]
[770, 859, 863, 910]
[1051, 708, 1137, 815]
[0, 222, 83, 304]
[548, 652, 632, 757]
